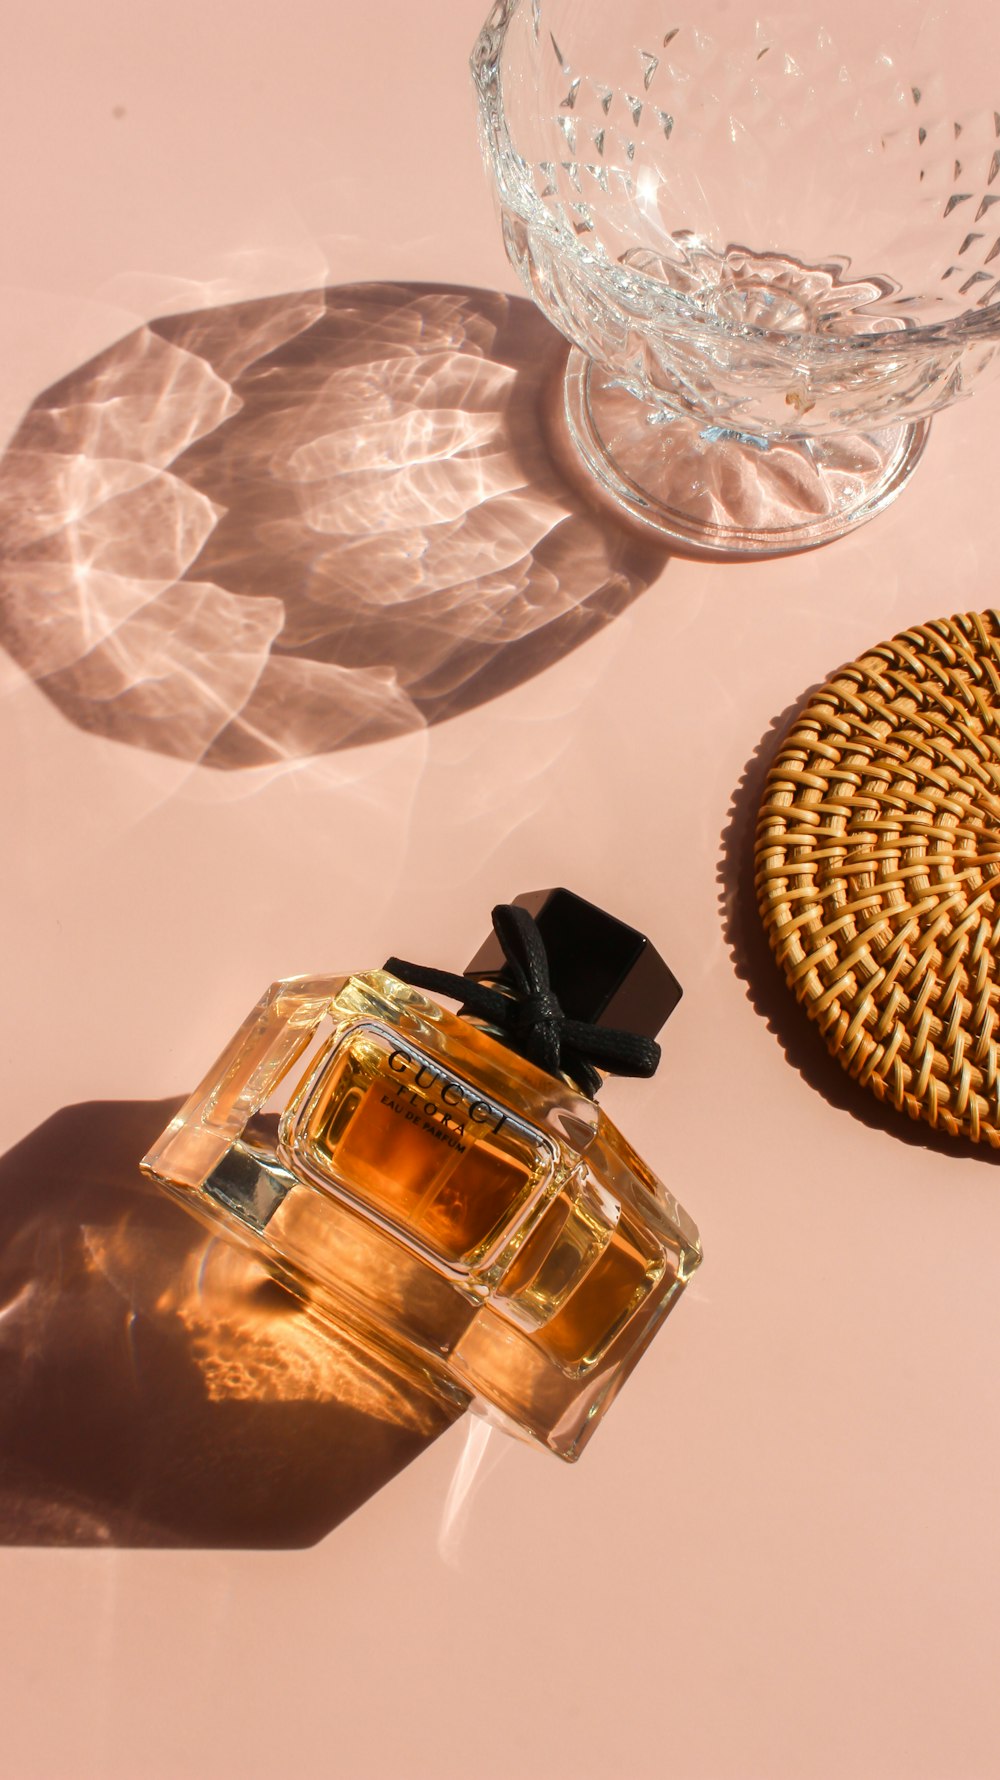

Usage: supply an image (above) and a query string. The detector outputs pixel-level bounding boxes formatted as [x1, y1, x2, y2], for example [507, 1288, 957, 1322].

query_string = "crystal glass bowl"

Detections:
[472, 0, 1000, 555]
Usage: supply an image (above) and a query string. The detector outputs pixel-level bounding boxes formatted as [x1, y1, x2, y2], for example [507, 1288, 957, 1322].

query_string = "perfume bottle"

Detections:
[142, 890, 701, 1460]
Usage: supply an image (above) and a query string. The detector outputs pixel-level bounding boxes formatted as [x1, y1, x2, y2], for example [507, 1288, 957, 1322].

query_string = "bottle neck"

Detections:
[459, 981, 601, 1098]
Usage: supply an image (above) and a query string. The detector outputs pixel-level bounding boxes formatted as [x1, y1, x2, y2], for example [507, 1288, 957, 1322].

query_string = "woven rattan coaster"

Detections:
[756, 609, 1000, 1146]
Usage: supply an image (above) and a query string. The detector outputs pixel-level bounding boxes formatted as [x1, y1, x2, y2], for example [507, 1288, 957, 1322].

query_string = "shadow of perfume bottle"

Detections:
[0, 1099, 459, 1548]
[0, 282, 668, 768]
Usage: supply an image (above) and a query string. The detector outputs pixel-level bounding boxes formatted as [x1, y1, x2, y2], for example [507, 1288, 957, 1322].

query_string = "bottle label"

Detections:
[283, 1023, 554, 1275]
[383, 1042, 509, 1141]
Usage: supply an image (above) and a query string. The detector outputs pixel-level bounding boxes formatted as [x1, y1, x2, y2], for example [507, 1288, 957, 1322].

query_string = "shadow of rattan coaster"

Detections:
[756, 610, 1000, 1146]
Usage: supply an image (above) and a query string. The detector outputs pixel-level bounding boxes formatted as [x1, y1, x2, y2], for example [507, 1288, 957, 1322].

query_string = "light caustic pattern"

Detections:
[0, 284, 661, 768]
[0, 1097, 456, 1546]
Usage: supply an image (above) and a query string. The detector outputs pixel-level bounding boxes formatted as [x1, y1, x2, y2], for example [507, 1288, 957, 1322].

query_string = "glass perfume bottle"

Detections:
[142, 890, 701, 1460]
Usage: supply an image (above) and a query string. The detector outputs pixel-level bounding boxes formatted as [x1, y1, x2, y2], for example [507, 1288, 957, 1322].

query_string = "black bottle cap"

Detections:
[463, 888, 682, 1041]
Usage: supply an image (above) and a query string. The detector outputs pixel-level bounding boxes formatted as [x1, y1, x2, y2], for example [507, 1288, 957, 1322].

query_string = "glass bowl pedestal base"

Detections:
[561, 349, 931, 560]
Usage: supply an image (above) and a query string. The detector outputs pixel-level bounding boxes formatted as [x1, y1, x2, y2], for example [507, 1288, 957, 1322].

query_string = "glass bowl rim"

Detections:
[470, 0, 1000, 362]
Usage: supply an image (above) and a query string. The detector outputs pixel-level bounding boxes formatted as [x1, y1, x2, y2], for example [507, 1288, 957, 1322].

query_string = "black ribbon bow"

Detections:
[385, 903, 660, 1098]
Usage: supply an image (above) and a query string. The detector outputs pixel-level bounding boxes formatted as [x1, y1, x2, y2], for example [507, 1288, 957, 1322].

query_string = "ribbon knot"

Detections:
[385, 902, 661, 1098]
[511, 990, 563, 1032]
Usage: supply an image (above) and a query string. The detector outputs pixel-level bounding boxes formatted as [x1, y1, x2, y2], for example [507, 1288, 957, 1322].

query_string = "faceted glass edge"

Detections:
[142, 971, 702, 1460]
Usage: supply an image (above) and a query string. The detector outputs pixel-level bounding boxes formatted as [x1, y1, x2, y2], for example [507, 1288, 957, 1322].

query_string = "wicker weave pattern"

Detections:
[755, 610, 1000, 1145]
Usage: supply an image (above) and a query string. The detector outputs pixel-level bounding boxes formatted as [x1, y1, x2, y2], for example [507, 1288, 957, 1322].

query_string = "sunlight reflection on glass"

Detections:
[438, 1415, 508, 1569]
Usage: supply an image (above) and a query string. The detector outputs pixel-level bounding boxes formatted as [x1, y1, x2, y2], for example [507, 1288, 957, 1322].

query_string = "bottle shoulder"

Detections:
[326, 969, 700, 1252]
[327, 968, 602, 1149]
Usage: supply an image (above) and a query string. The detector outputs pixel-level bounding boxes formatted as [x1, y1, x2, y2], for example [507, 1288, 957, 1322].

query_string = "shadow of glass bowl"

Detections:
[0, 282, 667, 768]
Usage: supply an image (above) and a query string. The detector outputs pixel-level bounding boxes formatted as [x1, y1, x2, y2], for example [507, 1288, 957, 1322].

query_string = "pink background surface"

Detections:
[2, 3, 1000, 1777]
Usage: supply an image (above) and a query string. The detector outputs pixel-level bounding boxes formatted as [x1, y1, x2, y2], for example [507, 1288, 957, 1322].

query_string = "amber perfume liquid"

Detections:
[291, 1027, 550, 1271]
[143, 968, 701, 1459]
